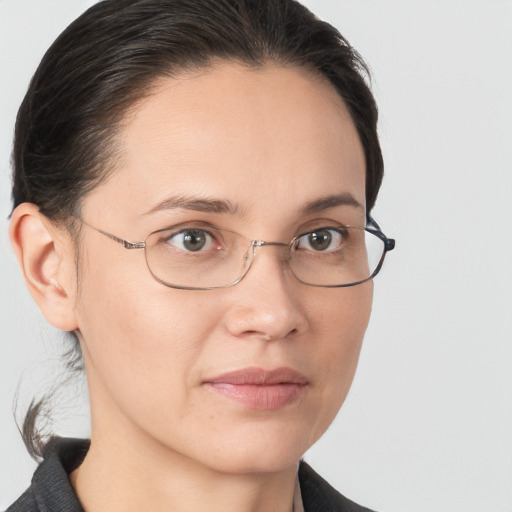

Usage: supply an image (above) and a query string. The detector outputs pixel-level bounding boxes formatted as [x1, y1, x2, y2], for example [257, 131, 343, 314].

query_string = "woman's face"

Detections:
[73, 62, 371, 473]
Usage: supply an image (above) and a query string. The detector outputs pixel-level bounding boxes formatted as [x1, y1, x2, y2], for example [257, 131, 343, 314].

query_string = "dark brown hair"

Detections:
[12, 0, 384, 458]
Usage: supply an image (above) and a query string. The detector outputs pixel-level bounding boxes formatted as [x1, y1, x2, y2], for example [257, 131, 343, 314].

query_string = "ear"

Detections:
[9, 203, 79, 332]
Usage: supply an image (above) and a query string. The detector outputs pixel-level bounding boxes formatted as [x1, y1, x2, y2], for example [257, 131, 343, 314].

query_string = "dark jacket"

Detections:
[7, 438, 375, 512]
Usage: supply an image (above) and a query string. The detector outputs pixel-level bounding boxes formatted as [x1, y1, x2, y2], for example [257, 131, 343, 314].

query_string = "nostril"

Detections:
[237, 331, 273, 341]
[237, 326, 299, 342]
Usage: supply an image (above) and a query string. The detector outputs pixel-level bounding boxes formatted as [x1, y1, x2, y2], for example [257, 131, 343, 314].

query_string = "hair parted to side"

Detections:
[12, 0, 384, 459]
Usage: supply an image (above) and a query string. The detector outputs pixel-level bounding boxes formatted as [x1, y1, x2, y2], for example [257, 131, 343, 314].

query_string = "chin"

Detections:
[205, 449, 303, 476]
[189, 423, 321, 476]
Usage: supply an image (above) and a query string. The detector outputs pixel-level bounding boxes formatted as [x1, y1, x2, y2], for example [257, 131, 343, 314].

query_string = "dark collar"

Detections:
[299, 460, 376, 512]
[7, 438, 87, 512]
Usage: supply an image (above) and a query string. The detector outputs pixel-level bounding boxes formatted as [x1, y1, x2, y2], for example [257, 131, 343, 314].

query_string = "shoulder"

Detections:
[6, 438, 88, 512]
[5, 490, 38, 512]
[299, 461, 377, 512]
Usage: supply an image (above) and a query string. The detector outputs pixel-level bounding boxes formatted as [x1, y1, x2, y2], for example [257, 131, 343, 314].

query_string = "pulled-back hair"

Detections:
[12, 0, 384, 458]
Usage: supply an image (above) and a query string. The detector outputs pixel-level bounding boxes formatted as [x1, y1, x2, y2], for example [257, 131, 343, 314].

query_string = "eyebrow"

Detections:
[142, 195, 239, 216]
[142, 192, 363, 217]
[300, 193, 364, 215]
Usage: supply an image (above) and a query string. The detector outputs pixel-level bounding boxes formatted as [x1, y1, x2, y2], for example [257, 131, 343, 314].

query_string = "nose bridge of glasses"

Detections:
[252, 240, 288, 248]
[251, 239, 290, 257]
[240, 240, 294, 286]
[247, 240, 292, 266]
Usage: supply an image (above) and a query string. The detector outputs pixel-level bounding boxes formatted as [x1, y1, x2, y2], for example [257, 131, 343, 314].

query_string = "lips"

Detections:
[203, 367, 309, 410]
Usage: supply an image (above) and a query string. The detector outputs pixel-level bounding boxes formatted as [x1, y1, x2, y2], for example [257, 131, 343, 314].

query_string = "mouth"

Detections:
[203, 367, 309, 410]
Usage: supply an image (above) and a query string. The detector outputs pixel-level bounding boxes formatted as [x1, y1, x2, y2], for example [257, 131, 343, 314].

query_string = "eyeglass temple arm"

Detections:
[94, 228, 145, 250]
[366, 214, 395, 252]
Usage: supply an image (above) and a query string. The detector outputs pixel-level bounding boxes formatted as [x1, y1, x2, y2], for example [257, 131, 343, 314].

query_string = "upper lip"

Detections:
[204, 366, 308, 385]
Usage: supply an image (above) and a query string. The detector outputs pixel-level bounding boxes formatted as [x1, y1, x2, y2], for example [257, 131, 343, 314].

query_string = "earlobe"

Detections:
[9, 203, 79, 332]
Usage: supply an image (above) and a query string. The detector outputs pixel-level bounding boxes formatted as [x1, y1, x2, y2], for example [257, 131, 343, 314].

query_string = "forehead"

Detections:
[84, 62, 366, 226]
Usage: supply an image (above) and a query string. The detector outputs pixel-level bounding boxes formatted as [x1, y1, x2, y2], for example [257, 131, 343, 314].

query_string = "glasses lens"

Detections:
[290, 227, 385, 287]
[144, 226, 250, 289]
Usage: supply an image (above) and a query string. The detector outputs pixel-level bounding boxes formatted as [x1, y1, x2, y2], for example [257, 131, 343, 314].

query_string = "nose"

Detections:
[223, 244, 309, 341]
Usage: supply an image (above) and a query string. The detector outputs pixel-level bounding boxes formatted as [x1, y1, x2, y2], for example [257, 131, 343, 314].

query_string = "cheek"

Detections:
[310, 280, 372, 361]
[305, 282, 372, 437]
[74, 249, 222, 412]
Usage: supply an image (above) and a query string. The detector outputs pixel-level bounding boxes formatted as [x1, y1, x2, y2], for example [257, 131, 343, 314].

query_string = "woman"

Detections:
[6, 0, 394, 510]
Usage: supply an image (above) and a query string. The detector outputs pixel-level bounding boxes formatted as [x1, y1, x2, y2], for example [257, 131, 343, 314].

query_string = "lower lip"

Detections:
[204, 383, 308, 410]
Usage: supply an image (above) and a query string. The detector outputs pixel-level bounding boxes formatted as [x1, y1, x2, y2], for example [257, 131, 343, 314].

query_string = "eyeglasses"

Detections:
[80, 217, 395, 290]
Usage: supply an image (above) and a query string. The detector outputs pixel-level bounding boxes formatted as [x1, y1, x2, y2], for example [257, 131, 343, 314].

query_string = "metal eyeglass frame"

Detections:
[80, 215, 395, 290]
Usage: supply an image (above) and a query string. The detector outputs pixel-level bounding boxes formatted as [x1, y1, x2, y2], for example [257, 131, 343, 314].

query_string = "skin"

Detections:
[10, 62, 372, 512]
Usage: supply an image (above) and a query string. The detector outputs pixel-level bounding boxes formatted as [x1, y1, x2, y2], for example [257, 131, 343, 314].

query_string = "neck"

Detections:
[70, 426, 299, 512]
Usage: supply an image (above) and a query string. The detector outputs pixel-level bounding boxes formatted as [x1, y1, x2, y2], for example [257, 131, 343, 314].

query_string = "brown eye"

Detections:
[296, 229, 344, 252]
[167, 229, 214, 252]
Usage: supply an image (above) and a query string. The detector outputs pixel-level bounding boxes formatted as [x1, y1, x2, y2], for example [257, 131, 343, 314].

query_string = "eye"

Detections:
[167, 229, 217, 253]
[295, 228, 345, 252]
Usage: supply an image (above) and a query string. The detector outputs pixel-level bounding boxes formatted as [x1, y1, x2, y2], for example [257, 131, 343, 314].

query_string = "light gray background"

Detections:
[1, 1, 511, 511]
